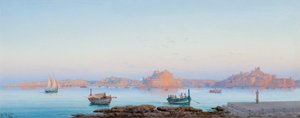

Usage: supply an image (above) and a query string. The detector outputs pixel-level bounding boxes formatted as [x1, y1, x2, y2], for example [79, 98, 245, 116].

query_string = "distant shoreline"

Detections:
[4, 68, 300, 89]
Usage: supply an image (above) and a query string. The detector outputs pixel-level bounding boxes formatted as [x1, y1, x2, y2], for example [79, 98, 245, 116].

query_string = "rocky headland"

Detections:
[72, 105, 233, 118]
[215, 67, 296, 88]
[142, 70, 181, 88]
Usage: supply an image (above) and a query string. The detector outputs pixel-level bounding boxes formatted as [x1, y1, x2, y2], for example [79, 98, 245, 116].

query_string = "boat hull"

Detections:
[167, 96, 191, 105]
[45, 89, 58, 93]
[209, 89, 222, 93]
[88, 97, 112, 105]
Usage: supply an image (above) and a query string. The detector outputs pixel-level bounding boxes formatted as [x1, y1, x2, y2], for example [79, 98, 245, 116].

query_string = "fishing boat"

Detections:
[88, 89, 116, 105]
[209, 88, 222, 93]
[167, 89, 191, 105]
[45, 75, 59, 93]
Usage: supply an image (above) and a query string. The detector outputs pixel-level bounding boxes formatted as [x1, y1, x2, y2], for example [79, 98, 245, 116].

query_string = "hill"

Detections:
[215, 67, 295, 88]
[142, 70, 181, 88]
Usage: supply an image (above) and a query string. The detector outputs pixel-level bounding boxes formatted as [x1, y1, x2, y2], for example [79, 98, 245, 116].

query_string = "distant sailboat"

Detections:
[45, 75, 59, 93]
[209, 88, 222, 93]
[47, 79, 52, 89]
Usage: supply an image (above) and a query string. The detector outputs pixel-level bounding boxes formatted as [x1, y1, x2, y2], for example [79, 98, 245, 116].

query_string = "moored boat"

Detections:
[209, 88, 222, 93]
[167, 89, 191, 105]
[88, 89, 116, 105]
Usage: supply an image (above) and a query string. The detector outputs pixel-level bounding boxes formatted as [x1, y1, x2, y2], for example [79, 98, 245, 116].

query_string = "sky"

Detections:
[0, 0, 299, 84]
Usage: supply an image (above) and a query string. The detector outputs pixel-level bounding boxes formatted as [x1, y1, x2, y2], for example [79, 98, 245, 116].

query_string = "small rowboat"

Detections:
[209, 88, 222, 93]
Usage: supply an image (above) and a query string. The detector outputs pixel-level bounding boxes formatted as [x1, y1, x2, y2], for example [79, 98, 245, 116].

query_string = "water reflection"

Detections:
[44, 92, 58, 96]
[142, 88, 180, 97]
[89, 103, 110, 107]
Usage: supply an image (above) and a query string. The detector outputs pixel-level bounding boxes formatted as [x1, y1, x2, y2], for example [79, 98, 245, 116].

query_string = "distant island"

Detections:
[5, 67, 300, 89]
[6, 79, 87, 88]
[215, 67, 297, 88]
[95, 76, 144, 88]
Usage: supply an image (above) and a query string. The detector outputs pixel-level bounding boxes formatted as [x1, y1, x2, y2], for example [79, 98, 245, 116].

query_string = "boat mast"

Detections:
[51, 73, 59, 89]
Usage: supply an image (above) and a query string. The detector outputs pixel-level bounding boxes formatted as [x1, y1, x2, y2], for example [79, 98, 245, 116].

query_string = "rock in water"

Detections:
[142, 69, 181, 88]
[73, 105, 232, 118]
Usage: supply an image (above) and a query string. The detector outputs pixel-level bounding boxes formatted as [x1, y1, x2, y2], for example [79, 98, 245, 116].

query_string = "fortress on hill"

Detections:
[142, 70, 181, 88]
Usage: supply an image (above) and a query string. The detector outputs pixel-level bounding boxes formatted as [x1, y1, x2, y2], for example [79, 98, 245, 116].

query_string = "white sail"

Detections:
[52, 74, 59, 89]
[57, 80, 60, 89]
[52, 79, 58, 90]
[47, 78, 52, 88]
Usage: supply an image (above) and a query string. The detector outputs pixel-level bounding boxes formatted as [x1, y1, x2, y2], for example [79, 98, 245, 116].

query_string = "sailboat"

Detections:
[45, 75, 59, 93]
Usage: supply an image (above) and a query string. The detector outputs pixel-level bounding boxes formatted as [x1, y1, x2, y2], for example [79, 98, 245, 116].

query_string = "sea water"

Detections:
[0, 87, 299, 118]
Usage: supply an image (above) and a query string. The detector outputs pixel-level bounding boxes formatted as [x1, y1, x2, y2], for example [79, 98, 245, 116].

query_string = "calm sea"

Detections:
[1, 87, 299, 118]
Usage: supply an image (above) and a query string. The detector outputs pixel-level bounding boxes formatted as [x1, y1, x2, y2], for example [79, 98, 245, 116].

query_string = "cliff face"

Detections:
[142, 70, 181, 88]
[215, 67, 295, 88]
[96, 76, 143, 88]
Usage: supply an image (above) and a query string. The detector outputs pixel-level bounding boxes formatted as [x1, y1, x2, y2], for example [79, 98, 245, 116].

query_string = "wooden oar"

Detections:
[108, 96, 117, 98]
[192, 100, 200, 104]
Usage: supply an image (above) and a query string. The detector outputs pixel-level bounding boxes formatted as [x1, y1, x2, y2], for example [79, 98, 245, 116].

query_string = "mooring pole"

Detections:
[90, 88, 92, 96]
[256, 89, 259, 104]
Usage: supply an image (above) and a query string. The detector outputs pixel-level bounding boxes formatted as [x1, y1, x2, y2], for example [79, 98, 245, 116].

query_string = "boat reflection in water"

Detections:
[167, 89, 191, 105]
[145, 88, 180, 97]
[89, 103, 110, 107]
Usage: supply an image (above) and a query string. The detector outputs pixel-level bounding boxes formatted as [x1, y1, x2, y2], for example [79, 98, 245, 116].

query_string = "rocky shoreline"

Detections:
[72, 105, 236, 118]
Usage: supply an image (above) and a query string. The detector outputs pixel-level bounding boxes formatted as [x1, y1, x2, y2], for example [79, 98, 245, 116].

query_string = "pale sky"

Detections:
[0, 0, 299, 84]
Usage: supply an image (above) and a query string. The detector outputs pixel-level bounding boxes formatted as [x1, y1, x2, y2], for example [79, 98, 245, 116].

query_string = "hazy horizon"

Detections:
[1, 0, 299, 84]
